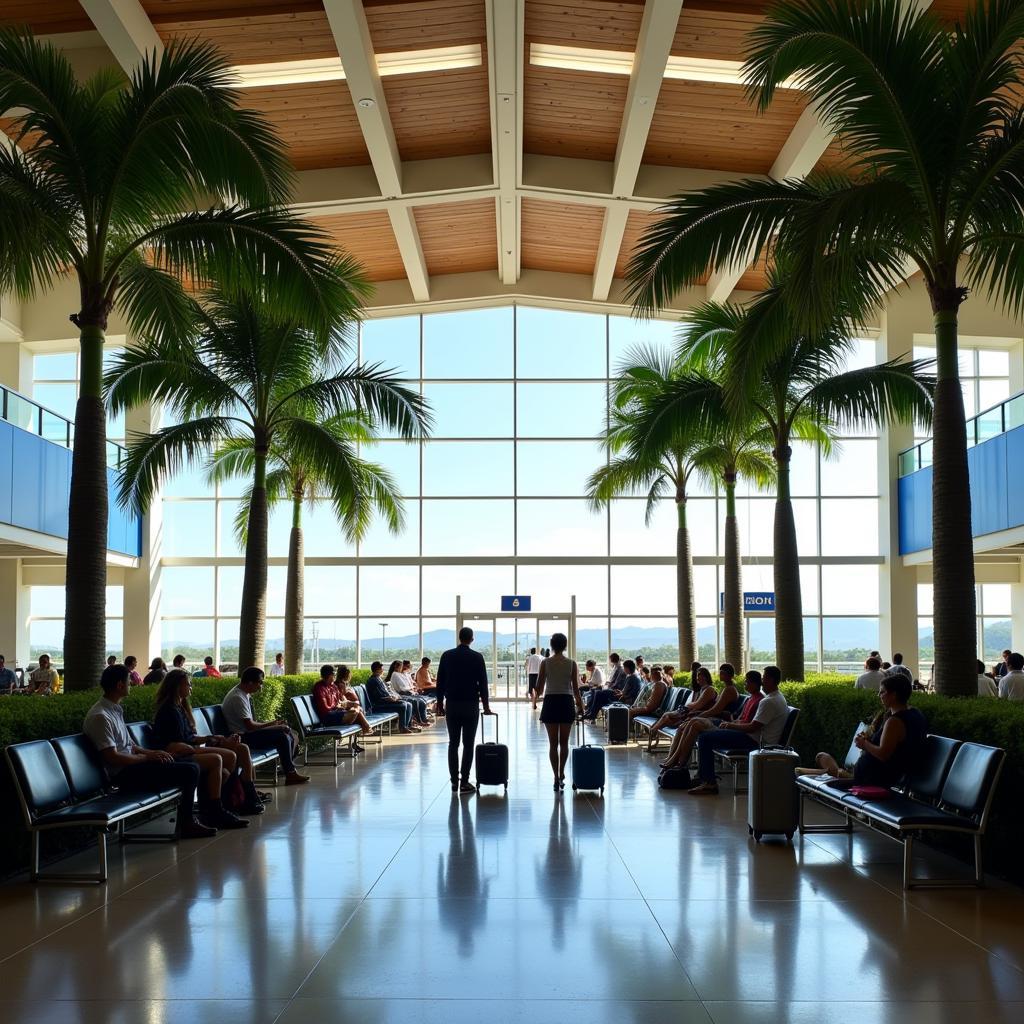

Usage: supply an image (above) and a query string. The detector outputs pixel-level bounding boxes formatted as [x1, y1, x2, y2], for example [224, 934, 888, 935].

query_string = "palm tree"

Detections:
[626, 0, 1024, 693]
[208, 410, 404, 673]
[629, 292, 932, 680]
[586, 344, 701, 667]
[106, 289, 429, 670]
[0, 32, 364, 687]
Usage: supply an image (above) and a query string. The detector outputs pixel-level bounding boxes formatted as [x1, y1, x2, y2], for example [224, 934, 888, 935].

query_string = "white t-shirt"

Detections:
[391, 672, 415, 695]
[83, 697, 133, 776]
[589, 666, 605, 688]
[526, 654, 542, 675]
[978, 674, 998, 697]
[752, 688, 789, 747]
[269, 662, 285, 676]
[222, 684, 254, 734]
[855, 670, 885, 691]
[999, 670, 1024, 701]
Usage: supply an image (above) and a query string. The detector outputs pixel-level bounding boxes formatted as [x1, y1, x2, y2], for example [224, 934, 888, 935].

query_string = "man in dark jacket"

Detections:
[436, 627, 493, 792]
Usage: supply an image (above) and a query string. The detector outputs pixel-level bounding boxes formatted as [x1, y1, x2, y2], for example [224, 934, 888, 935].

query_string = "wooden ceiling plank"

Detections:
[79, 0, 163, 72]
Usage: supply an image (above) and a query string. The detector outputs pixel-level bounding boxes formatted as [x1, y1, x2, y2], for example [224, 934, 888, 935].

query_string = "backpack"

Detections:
[658, 765, 693, 790]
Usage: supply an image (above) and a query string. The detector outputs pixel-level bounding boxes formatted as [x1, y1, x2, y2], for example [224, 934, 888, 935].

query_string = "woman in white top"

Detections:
[536, 633, 586, 790]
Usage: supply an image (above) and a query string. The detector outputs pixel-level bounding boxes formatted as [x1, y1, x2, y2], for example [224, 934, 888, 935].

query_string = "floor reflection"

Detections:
[437, 795, 491, 956]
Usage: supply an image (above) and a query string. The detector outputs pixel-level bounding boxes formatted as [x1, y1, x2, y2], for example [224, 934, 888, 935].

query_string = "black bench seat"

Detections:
[291, 694, 363, 766]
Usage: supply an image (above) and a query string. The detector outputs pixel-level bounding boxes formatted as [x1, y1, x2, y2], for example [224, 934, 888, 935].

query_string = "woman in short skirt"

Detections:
[537, 633, 586, 790]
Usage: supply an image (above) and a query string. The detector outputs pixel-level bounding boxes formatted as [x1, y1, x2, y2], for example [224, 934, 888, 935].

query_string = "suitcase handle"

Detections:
[575, 716, 588, 748]
[480, 710, 498, 744]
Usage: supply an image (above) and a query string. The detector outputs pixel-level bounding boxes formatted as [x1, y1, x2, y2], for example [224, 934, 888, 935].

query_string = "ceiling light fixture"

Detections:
[528, 42, 801, 89]
[230, 43, 483, 89]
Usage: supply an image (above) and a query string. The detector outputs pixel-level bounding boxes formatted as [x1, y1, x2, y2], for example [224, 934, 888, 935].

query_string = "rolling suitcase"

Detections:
[475, 713, 508, 790]
[747, 748, 799, 841]
[606, 702, 630, 745]
[571, 718, 605, 794]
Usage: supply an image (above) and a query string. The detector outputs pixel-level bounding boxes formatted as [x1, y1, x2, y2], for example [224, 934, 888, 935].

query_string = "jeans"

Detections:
[244, 727, 298, 773]
[587, 689, 617, 719]
[696, 730, 756, 783]
[116, 760, 200, 820]
[373, 701, 412, 730]
[402, 695, 430, 724]
[445, 701, 480, 782]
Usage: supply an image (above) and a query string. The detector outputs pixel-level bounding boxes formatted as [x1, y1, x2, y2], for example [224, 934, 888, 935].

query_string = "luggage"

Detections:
[571, 718, 605, 794]
[657, 764, 692, 790]
[747, 747, 799, 841]
[475, 713, 509, 790]
[606, 702, 630, 745]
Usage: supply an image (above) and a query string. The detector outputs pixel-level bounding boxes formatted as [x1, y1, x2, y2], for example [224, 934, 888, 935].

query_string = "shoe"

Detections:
[240, 780, 266, 814]
[214, 807, 250, 829]
[239, 799, 265, 815]
[352, 743, 366, 753]
[285, 771, 310, 785]
[256, 791, 272, 803]
[451, 780, 459, 792]
[687, 782, 719, 796]
[181, 817, 217, 839]
[459, 781, 476, 793]
[201, 798, 250, 830]
[553, 780, 560, 791]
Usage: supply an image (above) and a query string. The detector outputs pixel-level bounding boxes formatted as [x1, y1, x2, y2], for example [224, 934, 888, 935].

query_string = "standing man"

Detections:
[437, 627, 493, 793]
[525, 647, 543, 710]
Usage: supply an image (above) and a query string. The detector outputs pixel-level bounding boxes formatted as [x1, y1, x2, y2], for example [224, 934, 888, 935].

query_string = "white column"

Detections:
[120, 402, 162, 665]
[877, 308, 921, 678]
[0, 560, 30, 668]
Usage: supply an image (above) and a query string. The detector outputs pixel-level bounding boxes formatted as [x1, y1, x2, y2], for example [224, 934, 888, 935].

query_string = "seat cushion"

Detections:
[846, 793, 979, 831]
[35, 793, 156, 826]
[634, 716, 659, 731]
[306, 724, 361, 738]
[797, 776, 854, 798]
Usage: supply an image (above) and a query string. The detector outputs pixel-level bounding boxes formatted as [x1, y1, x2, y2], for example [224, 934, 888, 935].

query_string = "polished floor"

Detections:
[2, 705, 1024, 1023]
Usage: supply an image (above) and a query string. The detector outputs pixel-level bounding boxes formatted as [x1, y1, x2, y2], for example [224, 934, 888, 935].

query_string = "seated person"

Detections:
[193, 656, 221, 679]
[629, 665, 669, 720]
[365, 661, 416, 734]
[269, 652, 286, 677]
[386, 659, 431, 725]
[143, 658, 167, 685]
[999, 652, 1024, 700]
[649, 665, 722, 735]
[660, 669, 763, 770]
[312, 664, 371, 748]
[586, 659, 642, 721]
[125, 655, 144, 686]
[172, 654, 187, 669]
[856, 656, 886, 691]
[688, 665, 790, 796]
[815, 675, 926, 788]
[151, 669, 256, 825]
[414, 657, 437, 695]
[84, 664, 215, 839]
[26, 653, 58, 695]
[978, 659, 998, 697]
[662, 665, 675, 685]
[580, 658, 605, 694]
[0, 654, 17, 695]
[222, 668, 310, 785]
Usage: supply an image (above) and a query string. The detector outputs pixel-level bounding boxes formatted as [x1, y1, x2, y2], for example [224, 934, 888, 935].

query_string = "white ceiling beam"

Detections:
[707, 0, 933, 303]
[486, 0, 524, 285]
[594, 0, 685, 301]
[78, 0, 162, 73]
[322, 0, 430, 300]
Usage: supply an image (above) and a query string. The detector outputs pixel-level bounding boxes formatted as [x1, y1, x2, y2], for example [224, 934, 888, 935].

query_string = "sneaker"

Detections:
[213, 807, 250, 830]
[459, 781, 476, 793]
[687, 782, 719, 796]
[181, 818, 217, 839]
[285, 771, 310, 785]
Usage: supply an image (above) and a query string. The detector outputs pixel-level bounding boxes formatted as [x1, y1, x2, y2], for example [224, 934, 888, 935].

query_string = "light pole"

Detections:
[379, 622, 388, 663]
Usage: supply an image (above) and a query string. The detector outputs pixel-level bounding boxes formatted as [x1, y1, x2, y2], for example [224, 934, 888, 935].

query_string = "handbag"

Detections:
[658, 765, 693, 790]
[848, 785, 890, 799]
[221, 770, 245, 812]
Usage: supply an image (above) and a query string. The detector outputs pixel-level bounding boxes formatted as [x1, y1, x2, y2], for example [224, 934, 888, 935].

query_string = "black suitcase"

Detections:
[747, 748, 799, 841]
[571, 718, 605, 794]
[606, 702, 630, 745]
[475, 713, 508, 790]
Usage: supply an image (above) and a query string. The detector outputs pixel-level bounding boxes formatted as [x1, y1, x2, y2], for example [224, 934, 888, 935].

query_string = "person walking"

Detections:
[536, 633, 585, 791]
[437, 627, 494, 793]
[525, 647, 543, 710]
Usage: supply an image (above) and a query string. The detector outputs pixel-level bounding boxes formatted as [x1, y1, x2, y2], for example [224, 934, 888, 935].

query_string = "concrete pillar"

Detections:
[877, 307, 921, 679]
[0, 560, 29, 667]
[121, 402, 162, 665]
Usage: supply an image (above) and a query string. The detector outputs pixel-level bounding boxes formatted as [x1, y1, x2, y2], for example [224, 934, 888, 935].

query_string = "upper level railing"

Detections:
[898, 389, 1024, 477]
[0, 384, 128, 469]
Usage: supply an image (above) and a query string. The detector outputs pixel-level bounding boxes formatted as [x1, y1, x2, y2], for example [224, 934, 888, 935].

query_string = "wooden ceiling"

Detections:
[0, 0, 981, 306]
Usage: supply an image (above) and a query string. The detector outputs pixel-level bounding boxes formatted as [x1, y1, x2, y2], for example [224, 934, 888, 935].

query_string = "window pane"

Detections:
[983, 618, 1010, 662]
[422, 564, 515, 615]
[423, 308, 513, 378]
[106, 586, 124, 617]
[609, 500, 677, 557]
[424, 441, 513, 496]
[516, 383, 607, 438]
[423, 383, 513, 438]
[918, 618, 934, 684]
[358, 503, 418, 556]
[364, 441, 420, 497]
[33, 382, 76, 420]
[821, 439, 878, 495]
[820, 499, 878, 555]
[608, 315, 677, 370]
[218, 502, 293, 558]
[516, 563, 608, 615]
[303, 566, 357, 617]
[423, 499, 513, 556]
[517, 499, 607, 556]
[980, 583, 1011, 616]
[822, 618, 879, 674]
[29, 620, 63, 659]
[263, 619, 284, 663]
[106, 619, 123, 661]
[163, 458, 211, 498]
[164, 566, 215, 616]
[610, 617, 678, 661]
[516, 306, 606, 378]
[358, 565, 419, 615]
[695, 564, 719, 616]
[577, 617, 609, 663]
[310, 620, 357, 664]
[697, 617, 717, 663]
[217, 619, 239, 665]
[978, 378, 1010, 411]
[163, 501, 215, 556]
[517, 440, 606, 496]
[821, 564, 880, 614]
[161, 619, 214, 663]
[360, 618, 420, 662]
[216, 565, 287, 618]
[361, 316, 419, 378]
[978, 349, 1009, 376]
[33, 352, 77, 380]
[30, 586, 64, 616]
[610, 564, 677, 615]
[302, 504, 357, 557]
[422, 618, 455, 659]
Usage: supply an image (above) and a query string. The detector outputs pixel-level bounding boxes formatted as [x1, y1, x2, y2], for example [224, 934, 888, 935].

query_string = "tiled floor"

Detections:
[1, 704, 1023, 1023]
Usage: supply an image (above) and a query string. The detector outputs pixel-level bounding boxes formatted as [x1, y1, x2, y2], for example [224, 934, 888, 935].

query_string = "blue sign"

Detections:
[501, 595, 532, 612]
[719, 592, 776, 613]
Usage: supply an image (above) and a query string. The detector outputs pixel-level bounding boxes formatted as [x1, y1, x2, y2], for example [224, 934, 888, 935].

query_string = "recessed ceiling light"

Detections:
[230, 44, 483, 89]
[357, 97, 376, 109]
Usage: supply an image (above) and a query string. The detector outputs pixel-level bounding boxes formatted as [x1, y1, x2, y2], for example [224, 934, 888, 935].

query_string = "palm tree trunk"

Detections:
[284, 493, 304, 674]
[773, 446, 804, 681]
[63, 323, 108, 689]
[722, 473, 743, 671]
[930, 306, 976, 696]
[676, 499, 696, 668]
[238, 447, 268, 671]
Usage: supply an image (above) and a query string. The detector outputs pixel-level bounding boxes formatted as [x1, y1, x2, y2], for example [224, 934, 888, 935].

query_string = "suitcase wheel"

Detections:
[785, 831, 794, 841]
[753, 831, 763, 842]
